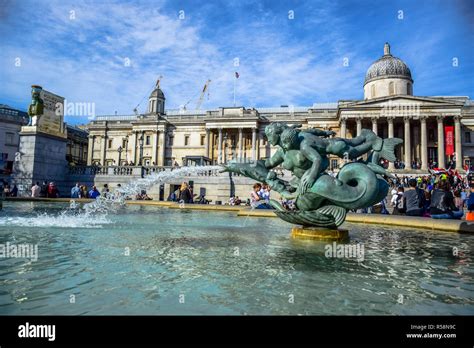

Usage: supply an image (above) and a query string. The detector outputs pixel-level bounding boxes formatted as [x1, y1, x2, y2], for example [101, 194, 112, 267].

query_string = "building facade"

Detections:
[0, 104, 28, 178]
[87, 43, 474, 172]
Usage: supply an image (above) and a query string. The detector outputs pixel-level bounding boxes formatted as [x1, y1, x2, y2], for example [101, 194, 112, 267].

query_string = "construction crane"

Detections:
[183, 79, 211, 110]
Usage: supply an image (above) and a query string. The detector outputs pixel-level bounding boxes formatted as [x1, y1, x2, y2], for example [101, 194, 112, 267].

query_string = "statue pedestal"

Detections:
[291, 226, 349, 241]
[11, 127, 67, 196]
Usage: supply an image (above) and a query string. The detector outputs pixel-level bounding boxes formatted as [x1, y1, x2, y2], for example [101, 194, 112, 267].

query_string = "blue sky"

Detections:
[0, 0, 473, 124]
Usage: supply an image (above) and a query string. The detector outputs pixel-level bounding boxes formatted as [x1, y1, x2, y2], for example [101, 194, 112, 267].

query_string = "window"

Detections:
[428, 129, 435, 142]
[407, 83, 412, 95]
[146, 135, 150, 145]
[108, 139, 113, 148]
[388, 82, 395, 95]
[200, 135, 205, 146]
[5, 132, 14, 145]
[371, 85, 375, 98]
[465, 131, 471, 143]
[122, 138, 127, 148]
[168, 136, 174, 146]
[184, 135, 190, 146]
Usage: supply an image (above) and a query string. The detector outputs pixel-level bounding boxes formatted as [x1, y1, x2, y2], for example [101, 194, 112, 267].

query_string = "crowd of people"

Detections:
[2, 180, 18, 197]
[249, 183, 272, 209]
[369, 170, 474, 220]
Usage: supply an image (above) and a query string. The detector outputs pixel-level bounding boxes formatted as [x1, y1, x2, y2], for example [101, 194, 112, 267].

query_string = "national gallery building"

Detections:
[87, 43, 474, 172]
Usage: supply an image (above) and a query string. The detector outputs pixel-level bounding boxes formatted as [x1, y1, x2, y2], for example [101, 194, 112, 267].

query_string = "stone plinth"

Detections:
[11, 128, 67, 196]
[291, 226, 349, 241]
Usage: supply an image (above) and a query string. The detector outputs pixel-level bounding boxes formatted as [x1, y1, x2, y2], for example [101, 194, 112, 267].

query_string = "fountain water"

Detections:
[83, 165, 222, 214]
[3, 165, 222, 228]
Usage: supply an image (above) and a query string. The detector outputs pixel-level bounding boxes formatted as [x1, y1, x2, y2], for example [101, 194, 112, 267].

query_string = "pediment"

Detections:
[342, 95, 465, 109]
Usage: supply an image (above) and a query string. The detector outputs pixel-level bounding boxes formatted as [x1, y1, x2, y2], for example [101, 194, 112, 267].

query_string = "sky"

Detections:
[0, 0, 473, 125]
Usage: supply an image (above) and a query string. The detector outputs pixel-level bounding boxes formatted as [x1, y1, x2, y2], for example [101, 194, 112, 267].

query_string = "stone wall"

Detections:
[11, 131, 68, 196]
[50, 166, 284, 203]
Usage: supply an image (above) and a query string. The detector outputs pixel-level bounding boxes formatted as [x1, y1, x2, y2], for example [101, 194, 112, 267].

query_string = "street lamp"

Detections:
[138, 134, 144, 165]
[117, 146, 123, 166]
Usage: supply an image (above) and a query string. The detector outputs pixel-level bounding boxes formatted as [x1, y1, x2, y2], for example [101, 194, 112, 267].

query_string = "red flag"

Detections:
[445, 125, 454, 156]
[235, 72, 240, 78]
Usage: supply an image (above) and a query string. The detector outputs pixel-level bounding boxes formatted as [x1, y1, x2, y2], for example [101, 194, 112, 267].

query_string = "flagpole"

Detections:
[233, 75, 236, 107]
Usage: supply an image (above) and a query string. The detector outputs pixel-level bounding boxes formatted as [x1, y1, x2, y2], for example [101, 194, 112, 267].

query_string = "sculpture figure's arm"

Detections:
[306, 128, 336, 137]
[264, 148, 284, 169]
[300, 141, 323, 194]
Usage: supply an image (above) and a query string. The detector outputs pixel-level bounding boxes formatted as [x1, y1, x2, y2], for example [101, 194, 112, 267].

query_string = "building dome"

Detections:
[363, 43, 414, 100]
[364, 43, 412, 85]
[149, 87, 165, 99]
[148, 78, 165, 114]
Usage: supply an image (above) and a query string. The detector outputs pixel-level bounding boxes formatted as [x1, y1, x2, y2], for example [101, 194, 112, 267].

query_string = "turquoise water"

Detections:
[0, 201, 473, 315]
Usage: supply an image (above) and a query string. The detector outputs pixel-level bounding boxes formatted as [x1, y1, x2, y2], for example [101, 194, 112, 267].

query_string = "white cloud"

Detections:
[0, 0, 372, 122]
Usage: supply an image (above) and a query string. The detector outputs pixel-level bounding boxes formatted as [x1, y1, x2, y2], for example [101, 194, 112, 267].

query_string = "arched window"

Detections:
[389, 82, 395, 95]
[407, 83, 412, 95]
[371, 85, 375, 98]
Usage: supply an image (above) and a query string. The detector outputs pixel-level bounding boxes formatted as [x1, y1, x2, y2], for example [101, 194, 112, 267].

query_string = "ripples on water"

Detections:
[0, 202, 473, 315]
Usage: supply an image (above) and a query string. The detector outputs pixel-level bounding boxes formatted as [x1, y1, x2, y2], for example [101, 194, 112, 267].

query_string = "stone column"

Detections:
[87, 135, 94, 165]
[371, 117, 378, 135]
[159, 131, 166, 166]
[340, 117, 347, 138]
[238, 127, 243, 161]
[132, 131, 138, 165]
[252, 127, 257, 160]
[153, 130, 159, 165]
[437, 116, 445, 168]
[101, 135, 107, 166]
[356, 117, 362, 136]
[404, 116, 411, 168]
[205, 128, 210, 158]
[454, 115, 463, 170]
[387, 117, 395, 170]
[420, 116, 428, 170]
[218, 128, 223, 164]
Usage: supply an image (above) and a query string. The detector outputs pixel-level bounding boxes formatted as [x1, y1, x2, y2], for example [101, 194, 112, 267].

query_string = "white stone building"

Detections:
[87, 43, 474, 172]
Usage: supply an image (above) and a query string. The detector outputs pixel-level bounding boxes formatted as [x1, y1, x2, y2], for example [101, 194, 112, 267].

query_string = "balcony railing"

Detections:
[67, 164, 290, 179]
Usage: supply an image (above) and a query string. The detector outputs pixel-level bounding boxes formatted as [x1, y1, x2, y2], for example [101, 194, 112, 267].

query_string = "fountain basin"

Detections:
[0, 201, 473, 315]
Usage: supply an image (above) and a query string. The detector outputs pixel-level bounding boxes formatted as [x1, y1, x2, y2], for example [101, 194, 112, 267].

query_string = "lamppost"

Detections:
[117, 146, 123, 166]
[138, 134, 144, 165]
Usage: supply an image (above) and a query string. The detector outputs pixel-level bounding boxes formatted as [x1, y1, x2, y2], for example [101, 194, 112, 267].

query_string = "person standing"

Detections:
[391, 186, 406, 215]
[101, 184, 110, 198]
[178, 182, 192, 203]
[71, 183, 81, 198]
[89, 186, 100, 199]
[40, 181, 48, 198]
[31, 182, 41, 198]
[47, 182, 59, 198]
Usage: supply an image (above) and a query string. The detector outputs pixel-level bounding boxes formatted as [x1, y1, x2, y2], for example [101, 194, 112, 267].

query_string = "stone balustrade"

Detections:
[68, 165, 291, 179]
